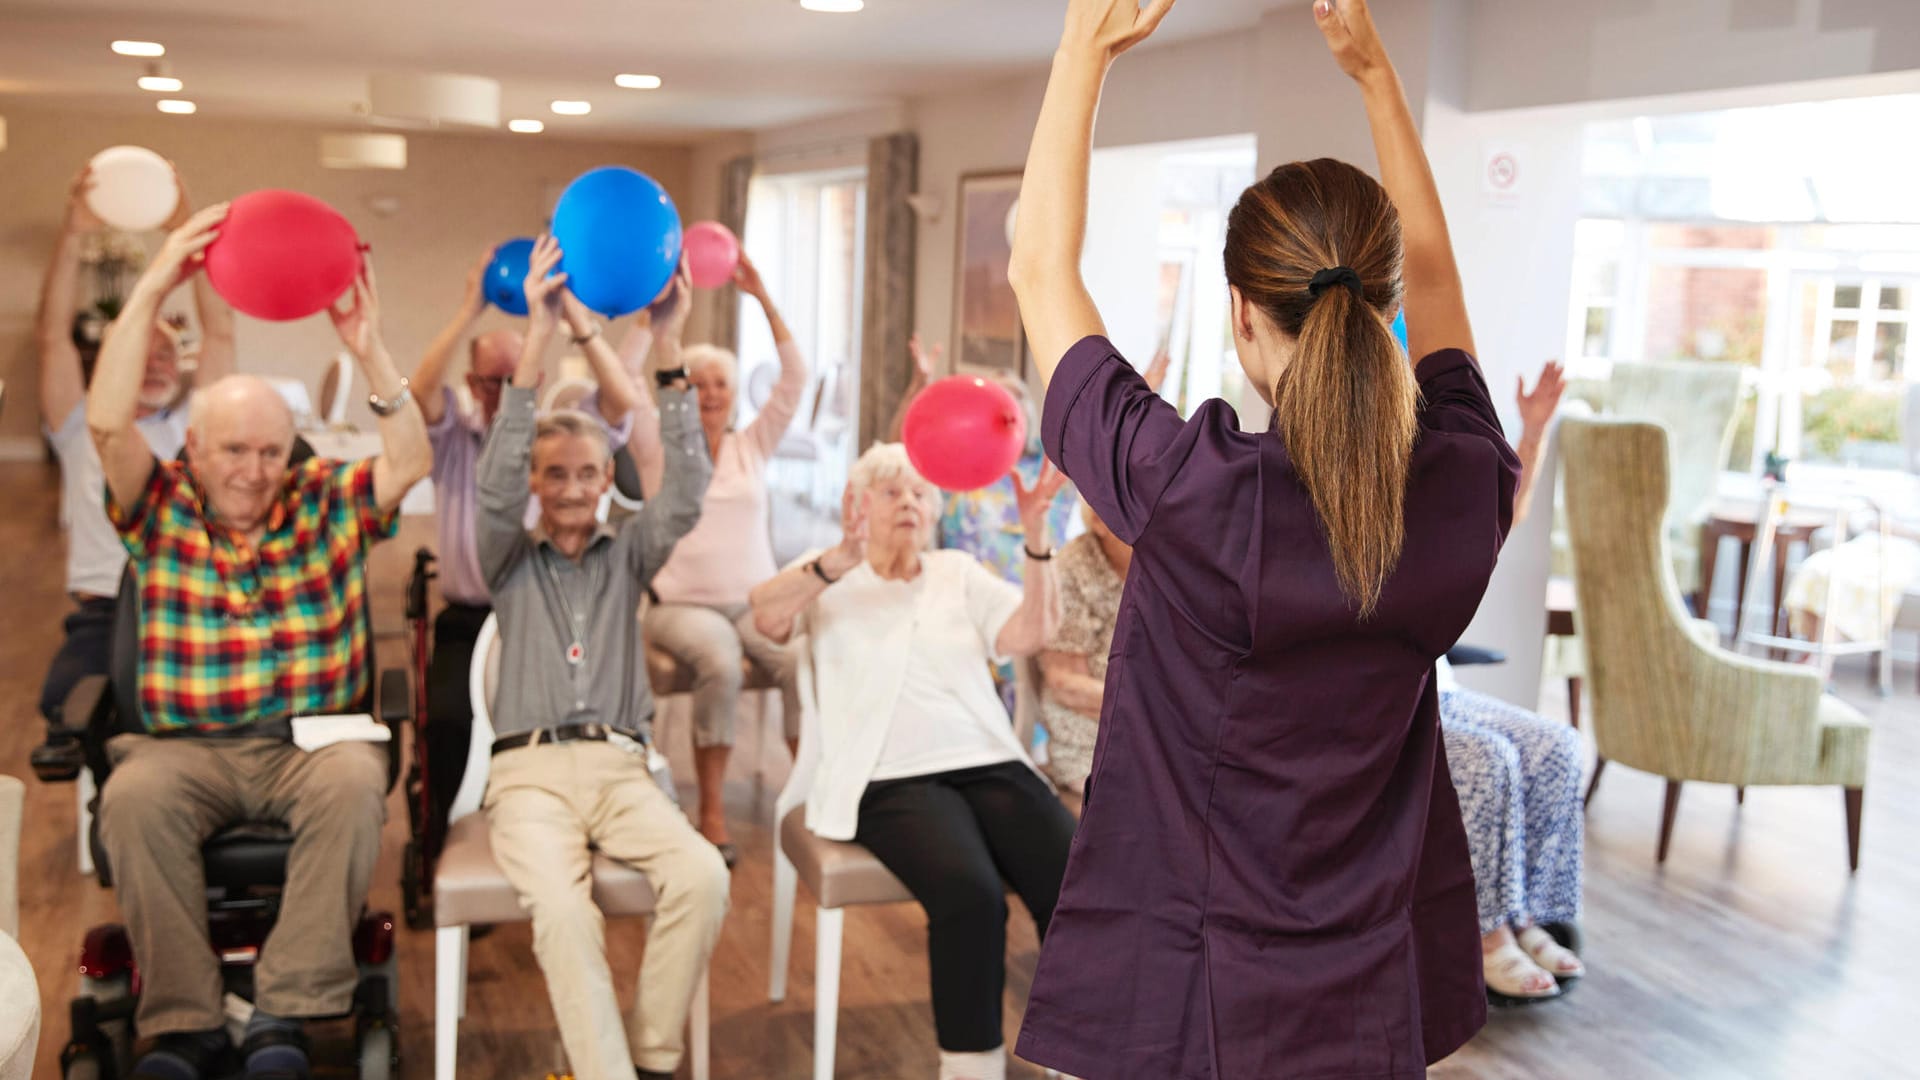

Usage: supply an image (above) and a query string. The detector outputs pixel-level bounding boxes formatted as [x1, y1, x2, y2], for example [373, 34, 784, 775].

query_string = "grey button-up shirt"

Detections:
[475, 385, 711, 741]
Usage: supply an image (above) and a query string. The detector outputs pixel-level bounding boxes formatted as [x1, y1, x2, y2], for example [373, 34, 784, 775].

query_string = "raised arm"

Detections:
[885, 334, 941, 443]
[631, 261, 696, 496]
[89, 205, 229, 513]
[171, 169, 237, 385]
[1315, 0, 1473, 362]
[735, 252, 810, 455]
[1008, 0, 1176, 386]
[561, 285, 649, 424]
[752, 488, 868, 645]
[411, 248, 492, 426]
[38, 168, 98, 428]
[1511, 360, 1566, 527]
[474, 243, 568, 586]
[626, 379, 712, 581]
[325, 259, 432, 511]
[993, 462, 1067, 657]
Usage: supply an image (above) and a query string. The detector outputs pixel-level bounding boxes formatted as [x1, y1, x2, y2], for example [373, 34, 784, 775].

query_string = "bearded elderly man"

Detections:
[87, 205, 432, 1080]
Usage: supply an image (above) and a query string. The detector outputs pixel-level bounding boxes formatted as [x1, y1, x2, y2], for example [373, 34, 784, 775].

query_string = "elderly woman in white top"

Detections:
[751, 443, 1078, 1080]
[633, 253, 807, 862]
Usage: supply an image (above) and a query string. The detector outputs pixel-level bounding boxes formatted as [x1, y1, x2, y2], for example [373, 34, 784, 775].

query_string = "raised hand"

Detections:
[1060, 0, 1178, 62]
[522, 234, 570, 341]
[1313, 0, 1390, 84]
[327, 258, 387, 362]
[825, 484, 870, 576]
[142, 203, 229, 293]
[1516, 360, 1567, 433]
[909, 333, 944, 380]
[1012, 459, 1070, 544]
[732, 250, 770, 302]
[163, 163, 195, 231]
[648, 257, 696, 343]
[461, 246, 492, 319]
[65, 167, 104, 233]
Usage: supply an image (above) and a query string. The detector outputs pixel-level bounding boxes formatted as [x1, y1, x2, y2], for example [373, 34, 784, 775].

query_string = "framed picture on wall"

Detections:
[952, 169, 1028, 378]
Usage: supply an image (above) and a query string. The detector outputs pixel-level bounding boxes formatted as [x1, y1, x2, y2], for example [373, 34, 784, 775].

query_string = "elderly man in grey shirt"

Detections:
[475, 240, 727, 1080]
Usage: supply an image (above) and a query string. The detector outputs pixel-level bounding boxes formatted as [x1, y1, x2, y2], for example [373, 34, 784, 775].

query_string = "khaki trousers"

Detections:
[484, 740, 730, 1078]
[98, 735, 388, 1034]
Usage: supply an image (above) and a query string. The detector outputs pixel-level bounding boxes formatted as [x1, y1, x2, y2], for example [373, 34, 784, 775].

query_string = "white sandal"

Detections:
[1518, 925, 1586, 982]
[1484, 939, 1561, 1005]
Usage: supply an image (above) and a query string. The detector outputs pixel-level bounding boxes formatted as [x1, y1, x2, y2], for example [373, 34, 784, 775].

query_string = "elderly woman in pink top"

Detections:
[637, 252, 807, 862]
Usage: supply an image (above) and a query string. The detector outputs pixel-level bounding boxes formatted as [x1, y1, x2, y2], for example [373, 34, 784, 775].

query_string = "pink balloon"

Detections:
[901, 376, 1027, 492]
[684, 221, 741, 290]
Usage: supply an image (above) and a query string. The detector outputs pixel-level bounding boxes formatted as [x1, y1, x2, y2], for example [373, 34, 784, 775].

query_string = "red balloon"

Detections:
[203, 190, 363, 322]
[901, 376, 1027, 491]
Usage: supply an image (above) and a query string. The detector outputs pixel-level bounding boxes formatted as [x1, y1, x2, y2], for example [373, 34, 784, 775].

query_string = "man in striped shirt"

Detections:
[88, 205, 432, 1080]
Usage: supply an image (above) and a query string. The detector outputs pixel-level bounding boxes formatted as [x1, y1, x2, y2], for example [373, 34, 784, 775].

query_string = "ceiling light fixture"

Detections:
[614, 74, 663, 90]
[799, 0, 864, 11]
[509, 119, 545, 133]
[137, 75, 183, 92]
[112, 40, 165, 57]
[550, 100, 591, 116]
[157, 99, 196, 115]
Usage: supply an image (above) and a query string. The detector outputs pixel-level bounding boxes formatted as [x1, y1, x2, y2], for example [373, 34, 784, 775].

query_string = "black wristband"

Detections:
[809, 559, 839, 585]
[1024, 545, 1054, 562]
[655, 366, 689, 389]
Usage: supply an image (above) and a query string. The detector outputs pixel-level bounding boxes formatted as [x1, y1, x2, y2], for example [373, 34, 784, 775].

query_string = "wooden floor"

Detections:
[3, 456, 1915, 1079]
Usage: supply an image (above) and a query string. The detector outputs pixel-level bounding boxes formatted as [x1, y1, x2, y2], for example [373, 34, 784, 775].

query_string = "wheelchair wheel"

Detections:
[63, 1052, 103, 1080]
[401, 840, 432, 930]
[356, 1023, 396, 1080]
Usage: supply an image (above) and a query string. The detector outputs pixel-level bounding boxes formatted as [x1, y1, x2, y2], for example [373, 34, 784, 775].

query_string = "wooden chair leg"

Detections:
[1584, 757, 1607, 809]
[1567, 677, 1583, 731]
[1735, 786, 1745, 806]
[1844, 787, 1864, 873]
[1656, 780, 1683, 863]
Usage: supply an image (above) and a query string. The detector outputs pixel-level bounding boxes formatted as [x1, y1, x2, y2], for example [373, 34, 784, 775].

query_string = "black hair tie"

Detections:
[1308, 266, 1364, 300]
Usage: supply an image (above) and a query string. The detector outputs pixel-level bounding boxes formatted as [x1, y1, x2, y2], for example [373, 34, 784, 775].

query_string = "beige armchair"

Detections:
[1560, 417, 1872, 871]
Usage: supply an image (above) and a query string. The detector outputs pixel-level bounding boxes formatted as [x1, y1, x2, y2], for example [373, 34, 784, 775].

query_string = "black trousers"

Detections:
[426, 601, 492, 848]
[39, 596, 118, 725]
[854, 760, 1078, 1052]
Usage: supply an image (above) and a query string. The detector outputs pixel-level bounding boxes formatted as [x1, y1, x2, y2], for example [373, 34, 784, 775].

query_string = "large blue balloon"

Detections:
[551, 166, 682, 318]
[484, 237, 536, 316]
[1391, 309, 1409, 353]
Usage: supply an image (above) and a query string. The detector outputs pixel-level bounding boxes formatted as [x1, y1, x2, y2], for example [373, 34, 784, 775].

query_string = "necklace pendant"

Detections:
[566, 642, 585, 666]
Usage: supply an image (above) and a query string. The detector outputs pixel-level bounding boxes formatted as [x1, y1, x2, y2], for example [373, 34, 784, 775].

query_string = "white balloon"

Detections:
[85, 145, 179, 231]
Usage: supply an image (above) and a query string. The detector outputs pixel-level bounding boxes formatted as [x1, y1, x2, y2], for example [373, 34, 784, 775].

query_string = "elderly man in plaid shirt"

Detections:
[88, 206, 432, 1080]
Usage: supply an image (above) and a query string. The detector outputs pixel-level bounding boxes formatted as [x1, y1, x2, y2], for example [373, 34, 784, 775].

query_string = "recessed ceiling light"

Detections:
[614, 74, 663, 90]
[509, 119, 545, 133]
[157, 99, 196, 115]
[800, 0, 864, 11]
[112, 40, 165, 57]
[550, 100, 591, 116]
[137, 75, 183, 92]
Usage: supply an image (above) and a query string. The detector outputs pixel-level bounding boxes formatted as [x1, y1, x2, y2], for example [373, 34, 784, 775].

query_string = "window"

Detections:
[1790, 276, 1916, 468]
[738, 168, 867, 564]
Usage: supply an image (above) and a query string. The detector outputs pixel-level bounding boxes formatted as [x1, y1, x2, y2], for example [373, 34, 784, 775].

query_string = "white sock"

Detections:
[938, 1047, 1007, 1080]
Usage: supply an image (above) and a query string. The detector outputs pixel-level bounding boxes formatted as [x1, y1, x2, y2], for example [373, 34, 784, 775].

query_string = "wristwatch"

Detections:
[368, 377, 412, 418]
[655, 366, 690, 389]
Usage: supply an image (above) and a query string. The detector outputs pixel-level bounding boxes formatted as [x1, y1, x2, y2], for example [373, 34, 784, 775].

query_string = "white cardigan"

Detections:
[788, 549, 1046, 841]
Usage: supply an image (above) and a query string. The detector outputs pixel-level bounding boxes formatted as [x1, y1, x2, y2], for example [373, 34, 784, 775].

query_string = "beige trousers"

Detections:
[98, 735, 388, 1034]
[484, 740, 730, 1078]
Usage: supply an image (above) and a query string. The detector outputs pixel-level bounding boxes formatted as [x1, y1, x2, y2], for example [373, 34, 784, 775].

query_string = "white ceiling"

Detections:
[0, 0, 1282, 142]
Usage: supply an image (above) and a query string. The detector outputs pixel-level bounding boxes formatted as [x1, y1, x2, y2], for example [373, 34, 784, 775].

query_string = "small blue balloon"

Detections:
[1391, 309, 1409, 353]
[484, 237, 536, 316]
[550, 166, 683, 318]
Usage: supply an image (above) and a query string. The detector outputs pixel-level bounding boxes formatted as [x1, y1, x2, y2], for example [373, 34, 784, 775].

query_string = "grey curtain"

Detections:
[858, 132, 919, 452]
[709, 153, 755, 354]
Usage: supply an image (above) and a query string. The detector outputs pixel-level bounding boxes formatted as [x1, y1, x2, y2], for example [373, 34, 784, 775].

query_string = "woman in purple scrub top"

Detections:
[1006, 2, 1521, 1078]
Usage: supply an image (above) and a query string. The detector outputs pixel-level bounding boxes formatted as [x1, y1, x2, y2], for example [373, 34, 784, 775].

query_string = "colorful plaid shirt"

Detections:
[107, 456, 399, 734]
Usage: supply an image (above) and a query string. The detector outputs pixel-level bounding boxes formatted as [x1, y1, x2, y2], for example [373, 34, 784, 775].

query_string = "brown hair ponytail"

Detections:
[1224, 158, 1418, 617]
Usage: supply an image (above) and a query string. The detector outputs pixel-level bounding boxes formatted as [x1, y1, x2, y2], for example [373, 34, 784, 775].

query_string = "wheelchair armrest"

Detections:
[378, 667, 410, 726]
[31, 675, 112, 782]
[1445, 644, 1509, 667]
